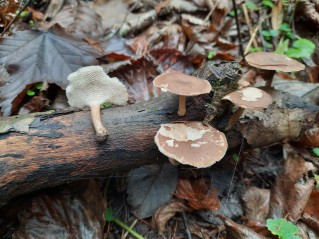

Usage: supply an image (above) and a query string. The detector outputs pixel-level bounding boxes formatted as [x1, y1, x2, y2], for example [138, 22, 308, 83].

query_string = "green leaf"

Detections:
[249, 47, 263, 53]
[262, 0, 274, 8]
[104, 208, 114, 222]
[233, 154, 239, 162]
[279, 23, 291, 32]
[312, 147, 319, 157]
[208, 50, 217, 59]
[285, 38, 315, 58]
[35, 82, 43, 90]
[266, 218, 301, 239]
[229, 9, 241, 17]
[27, 89, 35, 96]
[261, 30, 271, 37]
[275, 39, 289, 54]
[245, 1, 258, 10]
[101, 102, 112, 108]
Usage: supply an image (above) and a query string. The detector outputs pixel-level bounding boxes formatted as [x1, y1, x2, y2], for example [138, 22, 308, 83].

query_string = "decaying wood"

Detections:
[0, 90, 318, 207]
[0, 93, 205, 206]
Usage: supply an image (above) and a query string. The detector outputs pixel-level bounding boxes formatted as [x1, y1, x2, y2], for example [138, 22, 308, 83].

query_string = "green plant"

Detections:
[266, 218, 301, 239]
[26, 82, 43, 97]
[104, 208, 145, 239]
[312, 147, 319, 157]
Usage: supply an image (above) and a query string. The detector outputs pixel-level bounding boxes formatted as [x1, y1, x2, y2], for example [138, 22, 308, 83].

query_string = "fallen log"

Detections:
[0, 93, 206, 206]
[0, 89, 318, 207]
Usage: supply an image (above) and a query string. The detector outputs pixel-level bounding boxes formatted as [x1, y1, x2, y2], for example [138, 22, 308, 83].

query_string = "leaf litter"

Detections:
[0, 0, 319, 238]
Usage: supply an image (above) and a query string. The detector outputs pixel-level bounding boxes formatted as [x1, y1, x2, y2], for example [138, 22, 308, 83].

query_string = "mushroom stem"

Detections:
[225, 107, 245, 131]
[90, 105, 109, 141]
[260, 69, 275, 88]
[178, 95, 187, 116]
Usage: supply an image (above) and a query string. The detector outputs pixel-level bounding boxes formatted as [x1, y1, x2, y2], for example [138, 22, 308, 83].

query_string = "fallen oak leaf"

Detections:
[0, 25, 103, 116]
[175, 178, 220, 212]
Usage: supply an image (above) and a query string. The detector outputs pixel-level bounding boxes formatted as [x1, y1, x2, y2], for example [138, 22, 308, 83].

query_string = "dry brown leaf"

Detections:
[41, 1, 104, 40]
[221, 216, 267, 239]
[12, 180, 106, 239]
[304, 191, 319, 218]
[242, 187, 270, 224]
[175, 178, 220, 212]
[271, 0, 284, 31]
[150, 48, 194, 74]
[299, 126, 319, 147]
[268, 144, 315, 220]
[126, 36, 148, 57]
[108, 57, 160, 103]
[152, 200, 190, 234]
[0, 1, 18, 31]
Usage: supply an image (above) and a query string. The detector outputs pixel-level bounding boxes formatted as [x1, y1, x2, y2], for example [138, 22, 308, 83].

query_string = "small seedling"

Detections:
[233, 154, 239, 162]
[266, 218, 301, 239]
[104, 208, 144, 239]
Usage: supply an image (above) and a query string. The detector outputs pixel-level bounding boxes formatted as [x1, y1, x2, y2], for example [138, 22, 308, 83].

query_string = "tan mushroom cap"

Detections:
[154, 121, 228, 168]
[222, 87, 272, 110]
[246, 52, 305, 72]
[153, 72, 212, 96]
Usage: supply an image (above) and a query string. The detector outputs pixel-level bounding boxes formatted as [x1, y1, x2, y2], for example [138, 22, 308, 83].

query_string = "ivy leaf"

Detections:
[285, 38, 315, 58]
[0, 25, 103, 116]
[266, 218, 301, 239]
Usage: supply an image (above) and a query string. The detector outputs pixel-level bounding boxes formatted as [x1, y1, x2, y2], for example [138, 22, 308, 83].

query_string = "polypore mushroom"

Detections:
[222, 87, 272, 130]
[245, 52, 305, 88]
[66, 65, 128, 141]
[153, 72, 212, 116]
[154, 121, 228, 168]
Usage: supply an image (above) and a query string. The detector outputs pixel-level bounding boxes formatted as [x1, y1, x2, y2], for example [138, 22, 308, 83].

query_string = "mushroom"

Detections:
[66, 66, 128, 141]
[153, 72, 212, 116]
[154, 121, 228, 168]
[245, 52, 305, 88]
[222, 87, 272, 130]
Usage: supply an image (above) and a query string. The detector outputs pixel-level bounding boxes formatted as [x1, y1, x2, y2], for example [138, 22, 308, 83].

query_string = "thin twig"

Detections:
[1, 0, 33, 37]
[242, 4, 258, 48]
[231, 0, 245, 61]
[244, 25, 259, 55]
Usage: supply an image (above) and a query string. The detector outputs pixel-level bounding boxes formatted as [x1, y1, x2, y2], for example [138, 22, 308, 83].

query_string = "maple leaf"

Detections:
[0, 25, 103, 116]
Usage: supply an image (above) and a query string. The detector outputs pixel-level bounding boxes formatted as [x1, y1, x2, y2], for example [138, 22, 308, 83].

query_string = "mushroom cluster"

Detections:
[66, 65, 128, 141]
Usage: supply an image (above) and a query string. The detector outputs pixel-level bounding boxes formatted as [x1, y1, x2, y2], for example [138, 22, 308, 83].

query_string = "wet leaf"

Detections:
[152, 200, 190, 234]
[0, 25, 102, 116]
[127, 164, 178, 218]
[175, 178, 220, 212]
[12, 180, 106, 239]
[108, 57, 160, 103]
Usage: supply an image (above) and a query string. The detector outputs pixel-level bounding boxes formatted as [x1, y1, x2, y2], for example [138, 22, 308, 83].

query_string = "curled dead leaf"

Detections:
[175, 178, 220, 212]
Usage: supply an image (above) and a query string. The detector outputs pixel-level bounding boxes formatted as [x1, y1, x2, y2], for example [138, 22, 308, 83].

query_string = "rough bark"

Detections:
[0, 93, 205, 206]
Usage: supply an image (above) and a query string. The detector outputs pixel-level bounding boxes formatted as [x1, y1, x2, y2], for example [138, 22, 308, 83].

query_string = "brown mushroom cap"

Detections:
[154, 121, 228, 168]
[246, 52, 305, 72]
[153, 72, 212, 96]
[222, 87, 272, 110]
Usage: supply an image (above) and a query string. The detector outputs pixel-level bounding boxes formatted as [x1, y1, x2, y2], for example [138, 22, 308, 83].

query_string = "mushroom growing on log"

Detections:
[0, 80, 317, 208]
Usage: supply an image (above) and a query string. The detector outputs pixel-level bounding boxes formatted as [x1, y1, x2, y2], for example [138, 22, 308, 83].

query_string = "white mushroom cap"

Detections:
[154, 121, 228, 168]
[66, 65, 128, 107]
[222, 87, 272, 110]
[246, 52, 305, 72]
[153, 72, 212, 96]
